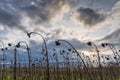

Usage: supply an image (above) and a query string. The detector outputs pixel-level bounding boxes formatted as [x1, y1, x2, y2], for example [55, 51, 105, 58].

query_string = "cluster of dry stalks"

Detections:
[0, 32, 120, 80]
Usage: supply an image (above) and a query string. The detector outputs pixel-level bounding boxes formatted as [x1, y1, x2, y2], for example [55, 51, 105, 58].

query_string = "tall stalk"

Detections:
[55, 40, 93, 80]
[87, 41, 103, 80]
[0, 40, 6, 80]
[27, 32, 49, 80]
[16, 41, 31, 79]
[8, 43, 19, 80]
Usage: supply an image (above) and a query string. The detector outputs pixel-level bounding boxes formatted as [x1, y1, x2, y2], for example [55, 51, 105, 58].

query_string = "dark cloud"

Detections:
[0, 4, 29, 32]
[21, 5, 50, 23]
[0, 6, 20, 27]
[0, 0, 79, 32]
[20, 0, 72, 23]
[77, 7, 106, 26]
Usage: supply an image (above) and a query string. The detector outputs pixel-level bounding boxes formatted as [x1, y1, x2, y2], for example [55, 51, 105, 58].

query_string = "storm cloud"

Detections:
[0, 5, 20, 27]
[76, 7, 106, 26]
[0, 4, 29, 32]
[0, 0, 79, 32]
[20, 0, 62, 23]
[20, 0, 78, 23]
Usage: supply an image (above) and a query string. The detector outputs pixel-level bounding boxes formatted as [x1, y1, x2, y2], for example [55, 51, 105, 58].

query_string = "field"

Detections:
[0, 32, 120, 80]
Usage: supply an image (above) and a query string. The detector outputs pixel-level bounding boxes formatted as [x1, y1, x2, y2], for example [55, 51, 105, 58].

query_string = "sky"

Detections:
[0, 0, 120, 61]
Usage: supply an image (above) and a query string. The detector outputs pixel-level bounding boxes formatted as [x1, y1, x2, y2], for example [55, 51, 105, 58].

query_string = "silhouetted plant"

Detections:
[55, 40, 93, 80]
[87, 41, 103, 80]
[1, 35, 120, 80]
[101, 43, 119, 65]
[27, 32, 50, 80]
[87, 41, 101, 67]
[0, 40, 6, 80]
[16, 41, 32, 80]
[8, 43, 19, 80]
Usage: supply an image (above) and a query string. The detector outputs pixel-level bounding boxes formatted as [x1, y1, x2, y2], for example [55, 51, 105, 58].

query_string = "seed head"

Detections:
[8, 43, 12, 46]
[87, 42, 92, 46]
[27, 32, 31, 38]
[55, 41, 61, 46]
